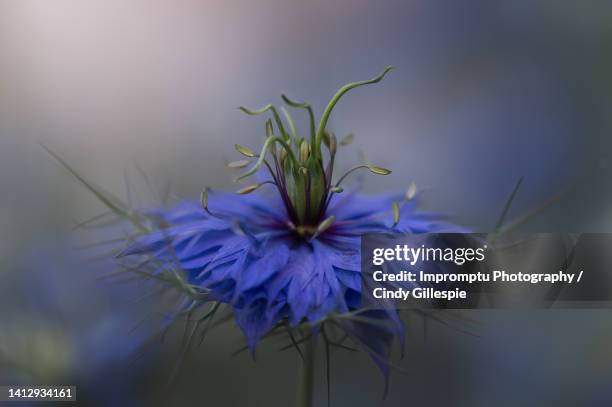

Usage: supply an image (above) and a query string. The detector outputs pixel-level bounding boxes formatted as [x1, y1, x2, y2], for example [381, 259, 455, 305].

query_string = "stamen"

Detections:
[310, 215, 336, 241]
[227, 160, 250, 169]
[200, 188, 224, 219]
[392, 202, 400, 227]
[235, 144, 257, 158]
[340, 134, 354, 146]
[405, 181, 417, 201]
[200, 188, 208, 208]
[236, 181, 276, 195]
[334, 165, 392, 188]
[233, 67, 395, 231]
[368, 166, 392, 175]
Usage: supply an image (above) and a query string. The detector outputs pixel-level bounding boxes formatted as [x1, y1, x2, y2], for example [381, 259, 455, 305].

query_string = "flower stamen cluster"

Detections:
[225, 66, 395, 238]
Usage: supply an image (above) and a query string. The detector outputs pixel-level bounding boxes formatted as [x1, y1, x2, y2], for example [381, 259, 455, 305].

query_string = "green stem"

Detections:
[297, 336, 315, 407]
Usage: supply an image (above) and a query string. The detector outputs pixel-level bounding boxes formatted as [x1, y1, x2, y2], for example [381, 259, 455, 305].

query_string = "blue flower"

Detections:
[124, 191, 459, 332]
[52, 66, 465, 382]
[120, 188, 463, 371]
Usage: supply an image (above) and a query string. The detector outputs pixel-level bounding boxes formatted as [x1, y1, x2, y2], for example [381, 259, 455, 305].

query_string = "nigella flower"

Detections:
[48, 66, 464, 398]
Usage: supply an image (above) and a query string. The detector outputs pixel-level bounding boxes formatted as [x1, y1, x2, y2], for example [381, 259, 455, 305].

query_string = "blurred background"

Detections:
[1, 0, 612, 405]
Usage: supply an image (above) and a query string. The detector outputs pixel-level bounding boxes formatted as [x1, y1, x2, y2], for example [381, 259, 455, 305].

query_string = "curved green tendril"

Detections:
[315, 66, 394, 150]
[281, 94, 316, 151]
[281, 106, 298, 139]
[237, 136, 298, 181]
[238, 104, 288, 140]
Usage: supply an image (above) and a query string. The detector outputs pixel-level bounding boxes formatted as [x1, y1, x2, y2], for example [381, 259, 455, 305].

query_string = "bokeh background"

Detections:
[1, 1, 612, 406]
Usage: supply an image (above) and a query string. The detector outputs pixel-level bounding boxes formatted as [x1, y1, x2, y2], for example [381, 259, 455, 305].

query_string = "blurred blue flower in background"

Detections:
[0, 242, 157, 406]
